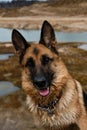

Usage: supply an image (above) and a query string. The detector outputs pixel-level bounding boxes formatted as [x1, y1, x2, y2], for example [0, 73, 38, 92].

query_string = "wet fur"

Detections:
[12, 21, 87, 130]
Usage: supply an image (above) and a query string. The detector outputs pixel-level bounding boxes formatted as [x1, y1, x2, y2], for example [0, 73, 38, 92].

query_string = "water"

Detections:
[0, 28, 41, 42]
[78, 44, 87, 50]
[0, 28, 87, 43]
[0, 53, 14, 60]
[0, 81, 20, 96]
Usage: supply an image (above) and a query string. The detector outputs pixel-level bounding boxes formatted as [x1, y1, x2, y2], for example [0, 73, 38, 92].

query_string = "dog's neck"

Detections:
[37, 91, 62, 116]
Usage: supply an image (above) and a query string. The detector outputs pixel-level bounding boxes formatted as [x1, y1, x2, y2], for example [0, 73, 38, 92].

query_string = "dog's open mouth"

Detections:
[38, 87, 50, 97]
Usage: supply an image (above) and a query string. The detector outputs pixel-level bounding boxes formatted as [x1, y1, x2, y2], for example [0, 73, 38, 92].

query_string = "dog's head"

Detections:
[12, 21, 68, 98]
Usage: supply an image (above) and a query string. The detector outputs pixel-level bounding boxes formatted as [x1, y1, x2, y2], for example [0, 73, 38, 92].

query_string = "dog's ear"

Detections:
[39, 21, 56, 47]
[12, 29, 30, 54]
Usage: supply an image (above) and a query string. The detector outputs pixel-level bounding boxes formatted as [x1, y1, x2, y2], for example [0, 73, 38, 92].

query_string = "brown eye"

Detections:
[41, 55, 53, 65]
[25, 57, 35, 68]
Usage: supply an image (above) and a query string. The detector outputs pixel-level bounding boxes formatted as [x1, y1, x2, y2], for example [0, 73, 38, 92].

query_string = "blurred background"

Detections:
[0, 0, 87, 130]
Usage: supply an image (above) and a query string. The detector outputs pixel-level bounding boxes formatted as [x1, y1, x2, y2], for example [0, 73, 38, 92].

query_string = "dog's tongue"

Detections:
[39, 87, 49, 96]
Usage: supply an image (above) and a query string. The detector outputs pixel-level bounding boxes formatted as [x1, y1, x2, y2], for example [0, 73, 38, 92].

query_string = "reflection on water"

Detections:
[0, 28, 87, 42]
[0, 81, 20, 96]
[0, 53, 14, 60]
[78, 44, 87, 50]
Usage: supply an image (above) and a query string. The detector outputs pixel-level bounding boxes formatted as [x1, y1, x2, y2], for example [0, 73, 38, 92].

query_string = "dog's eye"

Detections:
[41, 55, 53, 65]
[25, 57, 35, 68]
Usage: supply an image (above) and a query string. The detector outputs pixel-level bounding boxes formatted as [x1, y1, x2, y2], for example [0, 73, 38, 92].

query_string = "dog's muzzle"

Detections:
[33, 76, 50, 96]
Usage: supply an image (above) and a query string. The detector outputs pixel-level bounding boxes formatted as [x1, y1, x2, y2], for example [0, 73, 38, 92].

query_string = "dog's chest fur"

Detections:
[26, 80, 81, 128]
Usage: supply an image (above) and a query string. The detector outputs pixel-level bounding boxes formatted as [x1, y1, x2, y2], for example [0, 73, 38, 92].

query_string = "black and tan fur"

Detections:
[12, 21, 87, 130]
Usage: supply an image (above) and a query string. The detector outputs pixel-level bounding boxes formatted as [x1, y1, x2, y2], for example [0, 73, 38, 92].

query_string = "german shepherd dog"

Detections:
[12, 21, 87, 130]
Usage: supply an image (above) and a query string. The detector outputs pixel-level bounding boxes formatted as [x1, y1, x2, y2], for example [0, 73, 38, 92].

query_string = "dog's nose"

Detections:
[34, 76, 47, 89]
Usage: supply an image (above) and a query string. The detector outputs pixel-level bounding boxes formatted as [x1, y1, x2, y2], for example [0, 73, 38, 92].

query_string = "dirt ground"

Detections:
[0, 90, 44, 130]
[0, 1, 87, 130]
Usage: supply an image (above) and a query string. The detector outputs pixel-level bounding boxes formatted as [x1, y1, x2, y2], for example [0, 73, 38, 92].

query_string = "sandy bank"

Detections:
[0, 16, 87, 32]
